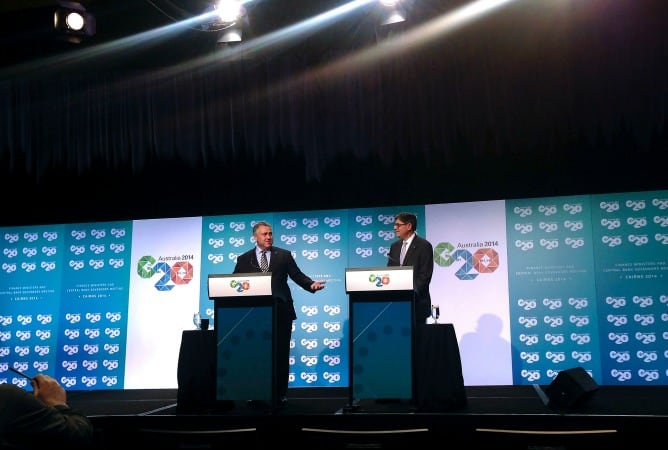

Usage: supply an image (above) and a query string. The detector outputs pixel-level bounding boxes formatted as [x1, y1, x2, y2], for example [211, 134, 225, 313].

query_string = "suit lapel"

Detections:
[403, 238, 418, 264]
[267, 248, 277, 271]
[403, 244, 412, 265]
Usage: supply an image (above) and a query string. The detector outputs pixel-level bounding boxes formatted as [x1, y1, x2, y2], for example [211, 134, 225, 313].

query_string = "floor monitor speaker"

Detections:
[544, 366, 599, 409]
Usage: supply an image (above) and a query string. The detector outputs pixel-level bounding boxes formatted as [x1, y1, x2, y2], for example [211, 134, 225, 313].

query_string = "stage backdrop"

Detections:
[1, 190, 666, 390]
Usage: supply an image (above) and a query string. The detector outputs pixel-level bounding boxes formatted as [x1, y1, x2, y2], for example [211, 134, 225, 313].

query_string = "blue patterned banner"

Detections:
[506, 196, 601, 385]
[1, 191, 666, 390]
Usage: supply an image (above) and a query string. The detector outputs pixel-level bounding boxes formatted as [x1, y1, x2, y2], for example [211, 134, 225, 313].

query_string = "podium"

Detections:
[344, 266, 415, 409]
[208, 273, 276, 408]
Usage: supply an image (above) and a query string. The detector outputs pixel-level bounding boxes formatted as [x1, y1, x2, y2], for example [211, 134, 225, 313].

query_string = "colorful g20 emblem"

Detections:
[137, 255, 194, 291]
[434, 241, 499, 280]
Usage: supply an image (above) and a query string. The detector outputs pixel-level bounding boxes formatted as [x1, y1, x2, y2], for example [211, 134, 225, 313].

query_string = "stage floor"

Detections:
[68, 384, 668, 417]
[69, 385, 668, 449]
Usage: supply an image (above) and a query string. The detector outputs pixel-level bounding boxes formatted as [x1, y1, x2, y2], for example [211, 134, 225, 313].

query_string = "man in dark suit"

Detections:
[233, 221, 325, 407]
[387, 212, 434, 326]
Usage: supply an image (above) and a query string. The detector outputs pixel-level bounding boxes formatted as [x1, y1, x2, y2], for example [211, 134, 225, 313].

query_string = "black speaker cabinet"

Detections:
[544, 367, 599, 409]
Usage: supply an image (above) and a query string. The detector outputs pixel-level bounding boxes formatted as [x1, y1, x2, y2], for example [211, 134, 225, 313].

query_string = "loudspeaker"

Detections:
[544, 367, 599, 409]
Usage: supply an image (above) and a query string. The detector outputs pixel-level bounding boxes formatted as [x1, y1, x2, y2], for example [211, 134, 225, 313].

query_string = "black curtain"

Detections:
[1, 0, 666, 226]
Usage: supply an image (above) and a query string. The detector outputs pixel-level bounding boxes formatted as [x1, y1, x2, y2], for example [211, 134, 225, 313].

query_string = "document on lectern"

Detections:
[208, 272, 272, 298]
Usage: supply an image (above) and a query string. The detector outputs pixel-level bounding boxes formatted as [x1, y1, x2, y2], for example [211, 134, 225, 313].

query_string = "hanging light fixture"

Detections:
[53, 1, 96, 44]
[375, 0, 410, 43]
[378, 0, 407, 26]
[200, 0, 248, 44]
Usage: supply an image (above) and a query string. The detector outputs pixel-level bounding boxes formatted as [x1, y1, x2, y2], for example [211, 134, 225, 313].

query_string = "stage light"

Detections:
[202, 0, 248, 44]
[375, 0, 410, 43]
[214, 0, 244, 23]
[218, 28, 243, 43]
[378, 0, 407, 26]
[53, 1, 96, 44]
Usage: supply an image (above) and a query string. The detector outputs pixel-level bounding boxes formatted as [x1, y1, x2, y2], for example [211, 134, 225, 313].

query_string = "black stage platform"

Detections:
[69, 385, 668, 449]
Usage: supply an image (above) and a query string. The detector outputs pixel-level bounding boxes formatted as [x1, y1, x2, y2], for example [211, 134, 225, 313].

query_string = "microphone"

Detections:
[385, 250, 401, 266]
[249, 257, 262, 272]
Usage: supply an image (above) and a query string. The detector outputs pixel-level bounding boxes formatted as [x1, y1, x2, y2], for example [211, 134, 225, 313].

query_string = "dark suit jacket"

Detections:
[233, 246, 317, 320]
[0, 383, 93, 449]
[387, 233, 434, 322]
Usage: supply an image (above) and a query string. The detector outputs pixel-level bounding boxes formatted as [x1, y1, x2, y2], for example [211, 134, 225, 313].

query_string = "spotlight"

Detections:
[214, 0, 245, 24]
[53, 1, 96, 44]
[200, 0, 248, 44]
[378, 0, 407, 26]
[375, 0, 410, 43]
[218, 27, 243, 44]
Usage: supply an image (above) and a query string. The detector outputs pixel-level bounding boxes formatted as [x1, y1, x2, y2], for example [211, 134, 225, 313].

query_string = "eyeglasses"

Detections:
[394, 222, 408, 227]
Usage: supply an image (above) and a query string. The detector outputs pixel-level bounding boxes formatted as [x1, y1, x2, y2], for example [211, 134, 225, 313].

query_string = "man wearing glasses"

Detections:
[387, 212, 434, 326]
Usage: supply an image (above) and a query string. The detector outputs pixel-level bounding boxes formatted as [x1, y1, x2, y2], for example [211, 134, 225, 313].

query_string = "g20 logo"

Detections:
[368, 273, 390, 287]
[433, 241, 499, 280]
[137, 256, 193, 291]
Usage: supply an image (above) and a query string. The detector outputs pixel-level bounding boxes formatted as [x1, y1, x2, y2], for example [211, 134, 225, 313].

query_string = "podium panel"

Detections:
[209, 272, 272, 297]
[352, 299, 412, 399]
[209, 273, 275, 406]
[215, 302, 273, 403]
[346, 267, 415, 406]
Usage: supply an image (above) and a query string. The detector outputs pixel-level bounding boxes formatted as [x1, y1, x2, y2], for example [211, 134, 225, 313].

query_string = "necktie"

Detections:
[260, 250, 269, 272]
[400, 241, 408, 265]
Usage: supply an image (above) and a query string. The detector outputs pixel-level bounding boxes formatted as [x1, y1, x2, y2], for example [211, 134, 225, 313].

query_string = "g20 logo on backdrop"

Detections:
[136, 255, 194, 291]
[433, 241, 499, 280]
